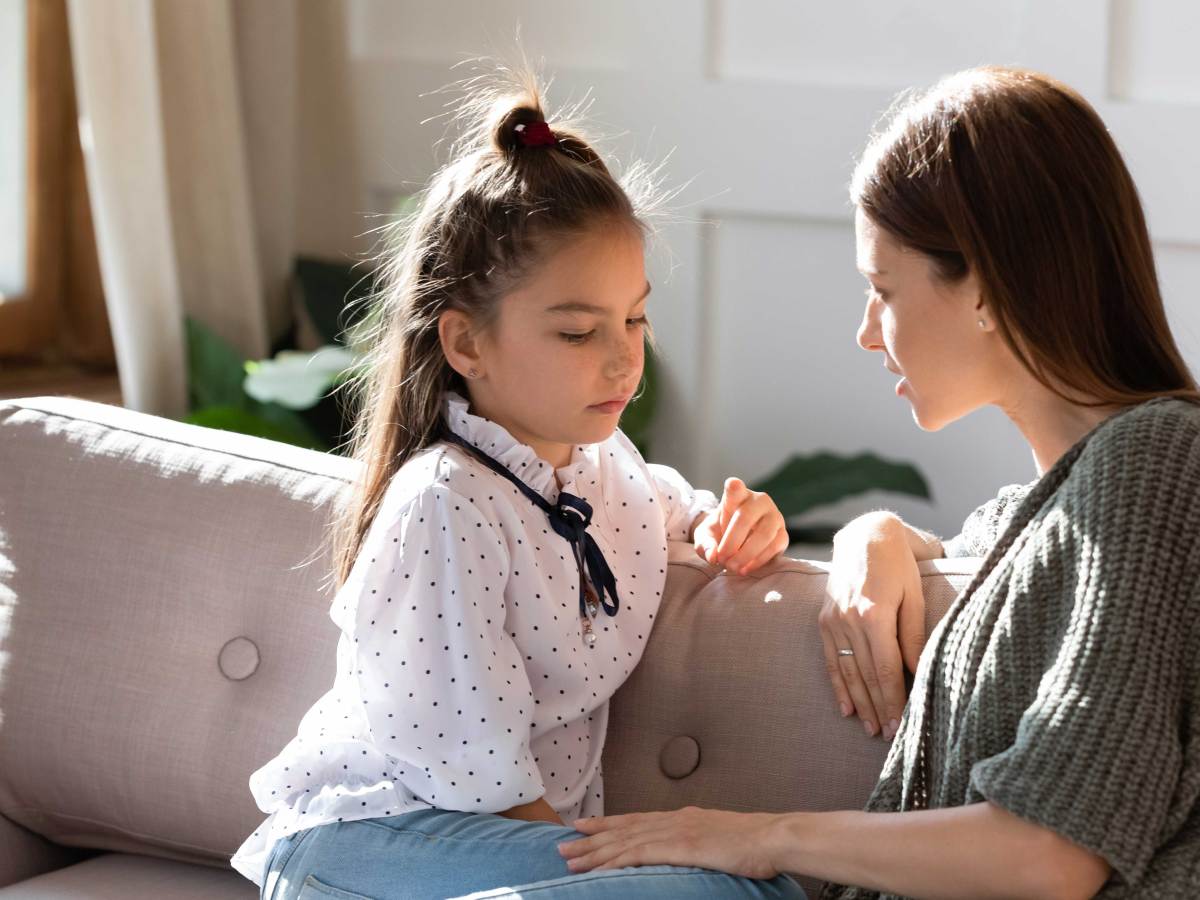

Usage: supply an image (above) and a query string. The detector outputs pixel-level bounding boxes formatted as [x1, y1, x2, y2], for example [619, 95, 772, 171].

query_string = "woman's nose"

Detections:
[857, 299, 883, 352]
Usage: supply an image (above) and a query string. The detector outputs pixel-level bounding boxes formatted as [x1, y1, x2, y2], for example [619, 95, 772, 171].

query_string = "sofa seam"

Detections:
[1, 402, 354, 485]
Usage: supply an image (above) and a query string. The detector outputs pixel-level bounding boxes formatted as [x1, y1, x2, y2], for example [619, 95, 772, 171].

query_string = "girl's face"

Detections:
[854, 208, 1007, 431]
[466, 222, 649, 468]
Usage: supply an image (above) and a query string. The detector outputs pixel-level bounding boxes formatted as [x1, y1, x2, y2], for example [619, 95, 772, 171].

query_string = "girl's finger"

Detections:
[718, 477, 748, 531]
[819, 620, 857, 719]
[738, 526, 790, 575]
[723, 518, 773, 573]
[714, 505, 760, 563]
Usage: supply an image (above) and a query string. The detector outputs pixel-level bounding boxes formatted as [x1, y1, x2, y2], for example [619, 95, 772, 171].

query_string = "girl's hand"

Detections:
[821, 512, 926, 740]
[558, 807, 783, 878]
[693, 478, 789, 576]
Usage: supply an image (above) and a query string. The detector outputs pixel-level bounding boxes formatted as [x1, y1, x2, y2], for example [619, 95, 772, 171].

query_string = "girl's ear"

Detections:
[439, 309, 486, 379]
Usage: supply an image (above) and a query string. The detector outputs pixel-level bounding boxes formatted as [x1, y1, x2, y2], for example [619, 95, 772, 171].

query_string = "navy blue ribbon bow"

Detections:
[441, 428, 619, 623]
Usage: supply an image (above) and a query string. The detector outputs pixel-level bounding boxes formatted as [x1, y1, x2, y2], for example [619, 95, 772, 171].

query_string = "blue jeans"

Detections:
[262, 808, 807, 899]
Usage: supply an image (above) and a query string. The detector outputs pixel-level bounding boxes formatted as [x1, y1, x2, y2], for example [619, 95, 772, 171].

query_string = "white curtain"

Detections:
[66, 0, 296, 415]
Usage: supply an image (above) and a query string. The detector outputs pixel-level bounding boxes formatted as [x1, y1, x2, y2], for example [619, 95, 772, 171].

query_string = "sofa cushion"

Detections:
[605, 548, 974, 820]
[0, 398, 356, 865]
[0, 853, 253, 899]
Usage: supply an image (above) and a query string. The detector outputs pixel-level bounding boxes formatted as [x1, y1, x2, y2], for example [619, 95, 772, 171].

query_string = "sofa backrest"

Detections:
[0, 397, 975, 874]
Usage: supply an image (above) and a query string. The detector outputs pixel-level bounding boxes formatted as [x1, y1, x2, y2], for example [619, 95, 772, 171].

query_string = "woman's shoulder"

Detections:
[1070, 397, 1200, 488]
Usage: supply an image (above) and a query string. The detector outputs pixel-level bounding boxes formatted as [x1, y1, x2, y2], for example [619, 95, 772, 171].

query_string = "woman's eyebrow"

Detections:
[545, 283, 652, 315]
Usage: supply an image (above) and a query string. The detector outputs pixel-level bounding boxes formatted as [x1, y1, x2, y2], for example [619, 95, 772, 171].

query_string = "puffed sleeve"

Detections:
[331, 485, 546, 813]
[646, 463, 719, 542]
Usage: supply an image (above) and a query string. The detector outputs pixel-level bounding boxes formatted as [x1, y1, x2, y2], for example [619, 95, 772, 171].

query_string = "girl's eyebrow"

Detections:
[545, 283, 652, 315]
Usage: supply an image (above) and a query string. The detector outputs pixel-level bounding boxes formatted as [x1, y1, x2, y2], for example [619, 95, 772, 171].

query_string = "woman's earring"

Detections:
[467, 368, 478, 379]
[977, 318, 987, 329]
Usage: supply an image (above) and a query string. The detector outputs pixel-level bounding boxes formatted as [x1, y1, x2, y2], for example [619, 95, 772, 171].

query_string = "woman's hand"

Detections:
[557, 807, 783, 878]
[821, 512, 929, 739]
[693, 478, 789, 576]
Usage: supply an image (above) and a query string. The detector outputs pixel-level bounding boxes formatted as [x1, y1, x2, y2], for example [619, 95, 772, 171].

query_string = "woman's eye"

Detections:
[626, 315, 648, 329]
[561, 331, 594, 345]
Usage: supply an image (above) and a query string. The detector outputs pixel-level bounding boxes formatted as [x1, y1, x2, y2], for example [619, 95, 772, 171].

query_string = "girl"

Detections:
[559, 67, 1200, 898]
[232, 69, 803, 900]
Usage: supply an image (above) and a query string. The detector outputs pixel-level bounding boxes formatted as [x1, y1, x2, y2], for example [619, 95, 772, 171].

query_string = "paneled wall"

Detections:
[326, 0, 1200, 536]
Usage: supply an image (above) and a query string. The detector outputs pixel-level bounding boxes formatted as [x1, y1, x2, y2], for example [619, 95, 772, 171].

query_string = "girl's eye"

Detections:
[561, 331, 594, 345]
[864, 287, 889, 303]
[626, 315, 648, 329]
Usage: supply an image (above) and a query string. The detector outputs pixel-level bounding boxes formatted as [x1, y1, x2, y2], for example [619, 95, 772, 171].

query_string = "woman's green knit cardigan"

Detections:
[824, 398, 1200, 899]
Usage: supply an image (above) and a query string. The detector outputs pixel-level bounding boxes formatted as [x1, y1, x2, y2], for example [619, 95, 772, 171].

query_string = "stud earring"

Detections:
[467, 368, 478, 378]
[978, 318, 987, 329]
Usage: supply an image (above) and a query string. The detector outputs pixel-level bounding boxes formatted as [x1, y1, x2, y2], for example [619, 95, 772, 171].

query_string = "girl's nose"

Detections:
[607, 333, 640, 380]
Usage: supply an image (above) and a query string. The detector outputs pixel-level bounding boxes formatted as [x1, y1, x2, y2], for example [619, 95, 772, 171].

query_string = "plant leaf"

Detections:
[243, 345, 359, 409]
[185, 317, 249, 411]
[751, 451, 931, 519]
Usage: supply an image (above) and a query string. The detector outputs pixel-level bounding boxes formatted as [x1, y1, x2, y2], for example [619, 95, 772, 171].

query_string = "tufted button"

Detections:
[659, 735, 701, 779]
[218, 636, 260, 681]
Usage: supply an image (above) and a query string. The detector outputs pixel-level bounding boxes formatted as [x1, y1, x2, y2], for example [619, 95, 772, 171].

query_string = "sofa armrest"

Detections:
[0, 812, 81, 888]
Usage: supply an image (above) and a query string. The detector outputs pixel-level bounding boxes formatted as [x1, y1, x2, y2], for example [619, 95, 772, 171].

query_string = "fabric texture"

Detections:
[259, 808, 806, 899]
[823, 399, 1200, 899]
[233, 393, 718, 885]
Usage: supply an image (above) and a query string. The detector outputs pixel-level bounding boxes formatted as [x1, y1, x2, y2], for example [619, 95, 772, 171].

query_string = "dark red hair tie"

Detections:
[515, 121, 558, 148]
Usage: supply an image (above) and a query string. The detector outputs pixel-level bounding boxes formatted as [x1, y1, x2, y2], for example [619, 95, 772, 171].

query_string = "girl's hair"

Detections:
[327, 66, 661, 590]
[851, 66, 1198, 407]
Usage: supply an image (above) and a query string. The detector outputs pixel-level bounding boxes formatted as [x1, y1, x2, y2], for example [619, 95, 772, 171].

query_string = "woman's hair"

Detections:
[326, 65, 661, 589]
[851, 66, 1198, 407]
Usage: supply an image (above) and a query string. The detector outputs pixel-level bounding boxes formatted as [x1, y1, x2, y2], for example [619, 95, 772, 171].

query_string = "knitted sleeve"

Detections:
[942, 482, 1034, 558]
[969, 406, 1200, 888]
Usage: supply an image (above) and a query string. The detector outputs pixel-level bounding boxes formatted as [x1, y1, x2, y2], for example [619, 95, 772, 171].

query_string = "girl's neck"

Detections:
[465, 396, 574, 470]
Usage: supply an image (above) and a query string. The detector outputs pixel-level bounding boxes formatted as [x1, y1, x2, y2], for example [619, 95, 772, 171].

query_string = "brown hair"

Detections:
[326, 65, 661, 589]
[851, 66, 1197, 407]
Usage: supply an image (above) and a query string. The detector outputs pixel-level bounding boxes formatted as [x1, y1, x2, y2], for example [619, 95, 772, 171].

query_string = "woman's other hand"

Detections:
[821, 512, 932, 739]
[558, 807, 783, 878]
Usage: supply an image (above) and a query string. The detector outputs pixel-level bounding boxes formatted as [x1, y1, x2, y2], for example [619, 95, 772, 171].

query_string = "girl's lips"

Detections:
[896, 377, 908, 397]
[589, 399, 628, 414]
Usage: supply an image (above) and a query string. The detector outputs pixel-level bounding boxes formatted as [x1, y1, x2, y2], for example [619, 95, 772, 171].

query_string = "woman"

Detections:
[558, 67, 1200, 899]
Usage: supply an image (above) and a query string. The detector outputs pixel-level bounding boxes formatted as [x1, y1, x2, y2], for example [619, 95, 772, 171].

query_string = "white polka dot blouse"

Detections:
[231, 392, 718, 886]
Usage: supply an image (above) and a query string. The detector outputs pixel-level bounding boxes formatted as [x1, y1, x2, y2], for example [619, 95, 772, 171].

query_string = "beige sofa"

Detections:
[0, 396, 977, 898]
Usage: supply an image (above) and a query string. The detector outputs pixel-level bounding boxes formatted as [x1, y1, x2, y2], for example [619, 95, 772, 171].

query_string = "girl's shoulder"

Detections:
[373, 443, 487, 530]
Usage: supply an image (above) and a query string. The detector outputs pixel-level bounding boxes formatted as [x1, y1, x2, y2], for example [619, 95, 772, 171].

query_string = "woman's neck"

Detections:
[999, 377, 1125, 475]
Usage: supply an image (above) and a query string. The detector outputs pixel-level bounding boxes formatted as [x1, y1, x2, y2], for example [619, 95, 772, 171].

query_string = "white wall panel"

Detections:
[1109, 0, 1200, 103]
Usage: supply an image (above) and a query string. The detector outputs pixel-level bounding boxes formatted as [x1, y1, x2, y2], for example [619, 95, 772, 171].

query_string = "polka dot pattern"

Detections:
[233, 392, 718, 886]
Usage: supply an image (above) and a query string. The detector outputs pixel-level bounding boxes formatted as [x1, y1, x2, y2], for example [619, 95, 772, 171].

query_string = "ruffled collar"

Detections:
[442, 392, 598, 501]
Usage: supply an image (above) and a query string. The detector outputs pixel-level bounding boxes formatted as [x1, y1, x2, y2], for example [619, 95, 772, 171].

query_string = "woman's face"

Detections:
[854, 208, 1007, 431]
